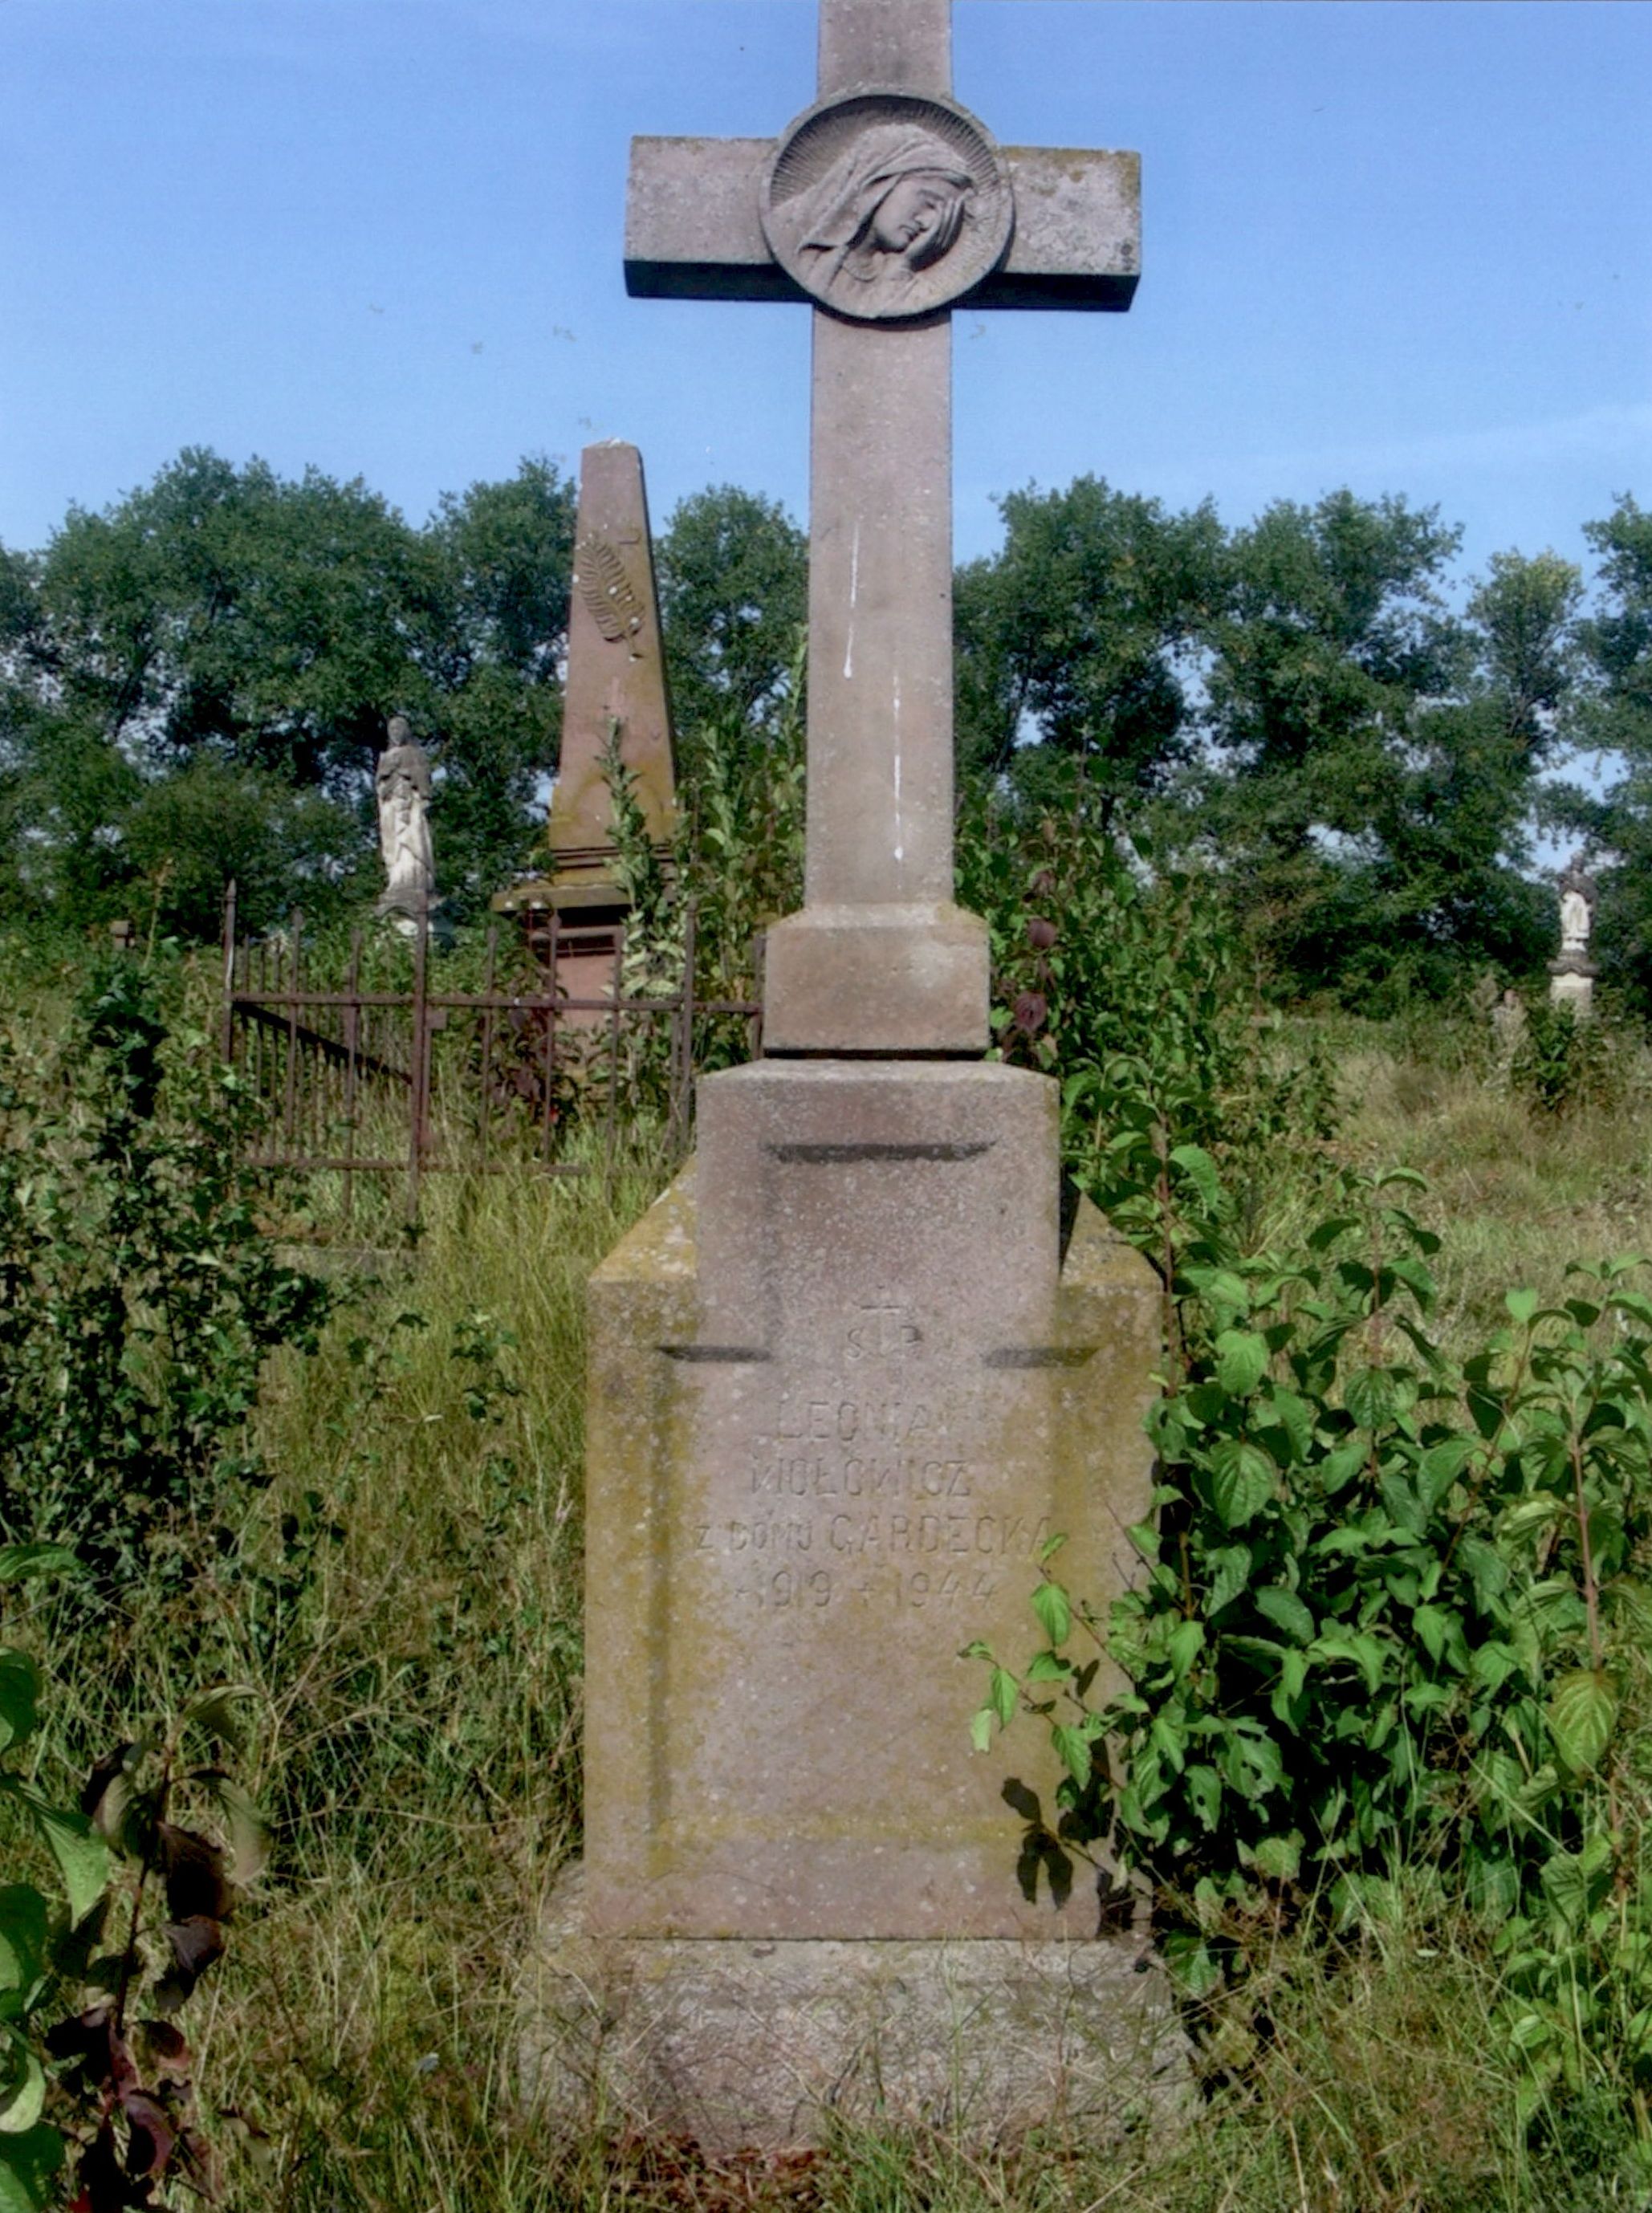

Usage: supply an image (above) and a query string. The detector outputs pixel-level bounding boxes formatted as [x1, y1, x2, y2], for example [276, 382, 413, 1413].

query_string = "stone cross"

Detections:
[626, 0, 1139, 1052]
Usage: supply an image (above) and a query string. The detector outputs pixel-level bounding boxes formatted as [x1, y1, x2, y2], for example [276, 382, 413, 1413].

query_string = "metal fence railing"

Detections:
[219, 885, 761, 1220]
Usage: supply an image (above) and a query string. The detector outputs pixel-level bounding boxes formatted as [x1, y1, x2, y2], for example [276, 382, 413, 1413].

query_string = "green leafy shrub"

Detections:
[671, 646, 806, 1023]
[1512, 998, 1615, 1117]
[586, 639, 806, 1121]
[959, 769, 1338, 1242]
[0, 959, 333, 1597]
[2, 1542, 259, 2211]
[0, 1547, 104, 2212]
[972, 1142, 1652, 2126]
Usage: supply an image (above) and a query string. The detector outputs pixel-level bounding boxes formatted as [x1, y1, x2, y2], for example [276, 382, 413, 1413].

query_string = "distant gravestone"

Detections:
[1549, 852, 1598, 1019]
[374, 716, 437, 936]
[1491, 986, 1528, 1068]
[531, 0, 1178, 2148]
[496, 442, 676, 1006]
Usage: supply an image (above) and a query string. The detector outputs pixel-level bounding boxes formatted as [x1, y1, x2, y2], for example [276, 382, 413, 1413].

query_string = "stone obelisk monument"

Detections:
[496, 441, 676, 1011]
[540, 0, 1172, 2145]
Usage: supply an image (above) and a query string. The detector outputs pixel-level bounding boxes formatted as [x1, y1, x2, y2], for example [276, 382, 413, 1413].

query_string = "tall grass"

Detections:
[1333, 1015, 1652, 1352]
[14, 1163, 650, 2207]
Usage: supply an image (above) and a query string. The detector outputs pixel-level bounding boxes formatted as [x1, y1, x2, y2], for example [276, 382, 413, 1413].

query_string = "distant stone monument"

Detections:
[374, 716, 437, 935]
[1549, 852, 1598, 1019]
[1491, 986, 1528, 1069]
[495, 442, 676, 1010]
[529, 0, 1175, 2149]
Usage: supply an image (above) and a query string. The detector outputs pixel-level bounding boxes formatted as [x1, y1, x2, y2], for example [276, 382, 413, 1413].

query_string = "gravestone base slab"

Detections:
[525, 1865, 1187, 2154]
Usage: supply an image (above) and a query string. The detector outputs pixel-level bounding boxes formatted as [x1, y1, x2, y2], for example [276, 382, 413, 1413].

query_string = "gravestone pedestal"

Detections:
[1548, 958, 1597, 1020]
[584, 1060, 1157, 1940]
[528, 1060, 1178, 2144]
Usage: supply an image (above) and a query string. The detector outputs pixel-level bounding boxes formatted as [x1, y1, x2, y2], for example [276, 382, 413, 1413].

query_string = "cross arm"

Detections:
[624, 138, 1140, 311]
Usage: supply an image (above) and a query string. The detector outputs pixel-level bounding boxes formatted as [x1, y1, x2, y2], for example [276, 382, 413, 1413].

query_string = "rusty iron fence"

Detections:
[218, 885, 761, 1219]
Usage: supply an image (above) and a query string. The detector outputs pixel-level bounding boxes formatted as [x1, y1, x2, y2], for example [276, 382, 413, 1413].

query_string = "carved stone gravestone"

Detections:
[495, 441, 677, 1009]
[374, 715, 437, 936]
[531, 0, 1177, 2147]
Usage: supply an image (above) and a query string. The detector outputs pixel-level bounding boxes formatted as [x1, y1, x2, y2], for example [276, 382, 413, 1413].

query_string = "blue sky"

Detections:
[3, 0, 1649, 596]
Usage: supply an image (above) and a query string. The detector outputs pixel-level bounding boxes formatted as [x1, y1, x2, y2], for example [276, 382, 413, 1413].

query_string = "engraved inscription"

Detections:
[722, 1558, 1011, 1615]
[761, 92, 1014, 323]
[698, 1304, 1048, 1620]
[701, 1500, 1044, 1615]
[576, 532, 647, 653]
[709, 1509, 1047, 1560]
[750, 1452, 972, 1499]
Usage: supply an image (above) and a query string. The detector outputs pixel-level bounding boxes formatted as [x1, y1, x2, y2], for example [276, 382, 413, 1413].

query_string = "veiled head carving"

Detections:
[762, 91, 1013, 323]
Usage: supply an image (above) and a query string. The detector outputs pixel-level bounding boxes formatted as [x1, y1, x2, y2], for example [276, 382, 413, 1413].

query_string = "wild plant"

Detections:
[971, 1120, 1652, 2131]
[1513, 997, 1615, 1117]
[0, 959, 333, 1601]
[2, 1546, 259, 2210]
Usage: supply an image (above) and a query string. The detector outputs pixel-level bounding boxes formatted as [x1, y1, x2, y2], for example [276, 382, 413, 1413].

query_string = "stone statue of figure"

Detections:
[783, 124, 977, 311]
[1557, 852, 1597, 960]
[375, 715, 435, 926]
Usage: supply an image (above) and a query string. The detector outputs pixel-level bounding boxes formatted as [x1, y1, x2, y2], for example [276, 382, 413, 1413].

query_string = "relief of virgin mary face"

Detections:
[763, 101, 1011, 321]
[791, 125, 976, 304]
[867, 172, 969, 270]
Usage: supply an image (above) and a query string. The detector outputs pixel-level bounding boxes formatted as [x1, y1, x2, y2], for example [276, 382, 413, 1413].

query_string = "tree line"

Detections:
[2, 446, 1648, 1011]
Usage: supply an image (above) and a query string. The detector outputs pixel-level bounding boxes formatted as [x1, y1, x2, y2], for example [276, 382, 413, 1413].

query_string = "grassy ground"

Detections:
[1334, 1015, 1652, 1351]
[15, 1003, 1652, 2208]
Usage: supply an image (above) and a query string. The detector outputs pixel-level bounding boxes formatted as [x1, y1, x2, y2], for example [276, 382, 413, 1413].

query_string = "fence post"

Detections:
[343, 925, 362, 1227]
[604, 921, 625, 1177]
[671, 896, 698, 1156]
[480, 921, 498, 1178]
[541, 910, 560, 1166]
[408, 905, 431, 1223]
[282, 907, 303, 1153]
[219, 881, 238, 1065]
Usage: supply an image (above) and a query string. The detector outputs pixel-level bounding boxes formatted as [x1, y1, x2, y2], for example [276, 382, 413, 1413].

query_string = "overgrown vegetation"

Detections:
[976, 1173, 1652, 2128]
[3, 823, 1652, 2207]
[0, 958, 333, 1599]
[6, 445, 1652, 2198]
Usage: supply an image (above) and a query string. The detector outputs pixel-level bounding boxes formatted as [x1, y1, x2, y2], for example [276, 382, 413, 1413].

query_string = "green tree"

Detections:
[1579, 495, 1652, 751]
[0, 451, 437, 930]
[1572, 496, 1652, 1007]
[1196, 490, 1561, 1003]
[121, 759, 361, 942]
[954, 475, 1224, 816]
[424, 456, 577, 909]
[1390, 549, 1581, 978]
[656, 486, 807, 744]
[0, 450, 577, 933]
[30, 448, 441, 788]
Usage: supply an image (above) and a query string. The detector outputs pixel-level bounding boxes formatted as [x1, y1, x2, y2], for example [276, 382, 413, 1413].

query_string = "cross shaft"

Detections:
[625, 0, 1140, 1053]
